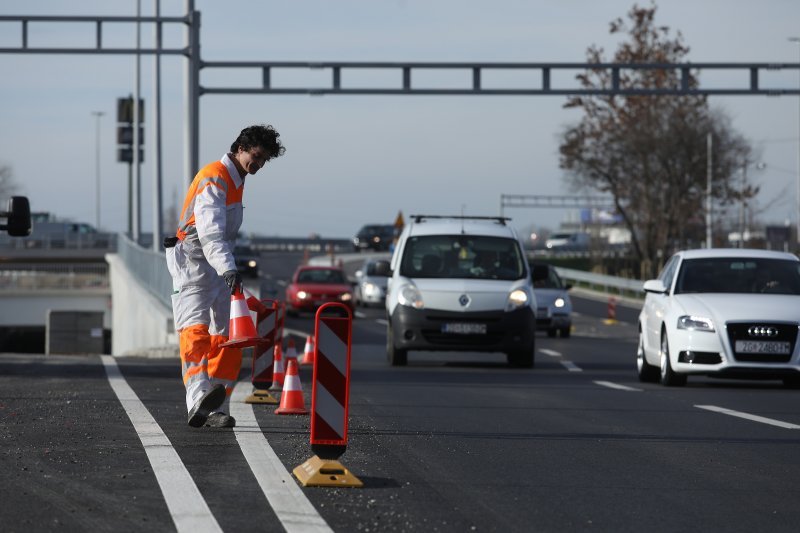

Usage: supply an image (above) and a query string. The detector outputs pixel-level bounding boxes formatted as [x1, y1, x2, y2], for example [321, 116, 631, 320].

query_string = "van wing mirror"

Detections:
[0, 196, 31, 237]
[642, 279, 667, 294]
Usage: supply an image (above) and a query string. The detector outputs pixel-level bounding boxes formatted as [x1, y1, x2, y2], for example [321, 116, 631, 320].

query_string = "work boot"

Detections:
[187, 384, 226, 428]
[205, 412, 236, 428]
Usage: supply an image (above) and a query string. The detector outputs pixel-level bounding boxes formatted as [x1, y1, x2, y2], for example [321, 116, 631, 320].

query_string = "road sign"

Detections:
[117, 147, 145, 163]
[117, 126, 145, 145]
[116, 97, 145, 124]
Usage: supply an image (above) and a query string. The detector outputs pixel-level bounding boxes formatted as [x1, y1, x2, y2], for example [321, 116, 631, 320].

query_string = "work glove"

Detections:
[223, 270, 242, 295]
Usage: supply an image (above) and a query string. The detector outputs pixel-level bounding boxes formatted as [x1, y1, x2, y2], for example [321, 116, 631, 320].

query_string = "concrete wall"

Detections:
[106, 254, 177, 358]
[0, 290, 110, 327]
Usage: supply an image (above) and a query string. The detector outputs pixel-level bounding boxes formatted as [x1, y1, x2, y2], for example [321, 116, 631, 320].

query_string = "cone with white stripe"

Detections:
[275, 359, 308, 415]
[284, 338, 299, 366]
[300, 335, 315, 366]
[268, 344, 285, 391]
[221, 289, 262, 348]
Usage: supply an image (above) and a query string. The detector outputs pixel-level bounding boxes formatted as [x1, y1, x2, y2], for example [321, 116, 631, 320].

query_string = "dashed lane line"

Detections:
[539, 348, 561, 357]
[695, 404, 800, 430]
[230, 383, 333, 533]
[376, 319, 388, 326]
[100, 356, 222, 533]
[594, 380, 642, 392]
[560, 360, 583, 372]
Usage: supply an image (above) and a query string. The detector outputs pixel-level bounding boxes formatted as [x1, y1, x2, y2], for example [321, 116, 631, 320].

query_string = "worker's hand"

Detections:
[223, 270, 242, 294]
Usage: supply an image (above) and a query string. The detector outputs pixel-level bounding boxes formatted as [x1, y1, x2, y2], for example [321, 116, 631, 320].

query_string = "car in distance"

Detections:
[530, 262, 572, 338]
[637, 248, 800, 387]
[234, 244, 259, 278]
[544, 231, 589, 251]
[285, 265, 354, 316]
[352, 224, 396, 252]
[386, 215, 536, 367]
[354, 258, 391, 307]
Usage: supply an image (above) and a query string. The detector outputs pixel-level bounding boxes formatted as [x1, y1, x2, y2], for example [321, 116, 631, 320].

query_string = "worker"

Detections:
[165, 124, 286, 428]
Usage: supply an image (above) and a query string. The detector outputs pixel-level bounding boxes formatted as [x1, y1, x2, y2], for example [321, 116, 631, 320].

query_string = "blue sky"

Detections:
[1, 0, 798, 241]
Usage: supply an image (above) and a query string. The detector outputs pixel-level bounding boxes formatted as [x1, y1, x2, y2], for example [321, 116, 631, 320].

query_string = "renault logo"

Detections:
[748, 326, 779, 337]
[459, 294, 471, 307]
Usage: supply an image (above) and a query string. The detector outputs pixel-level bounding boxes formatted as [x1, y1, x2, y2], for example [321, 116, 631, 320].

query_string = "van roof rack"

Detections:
[410, 215, 510, 225]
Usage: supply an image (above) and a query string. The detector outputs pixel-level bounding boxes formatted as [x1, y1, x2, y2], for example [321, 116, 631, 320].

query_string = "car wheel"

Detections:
[559, 327, 571, 338]
[636, 327, 659, 382]
[506, 342, 535, 368]
[659, 329, 687, 387]
[386, 323, 407, 366]
[547, 329, 557, 338]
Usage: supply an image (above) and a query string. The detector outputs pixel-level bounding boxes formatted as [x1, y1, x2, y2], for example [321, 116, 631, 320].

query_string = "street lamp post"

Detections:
[790, 37, 800, 247]
[91, 111, 105, 229]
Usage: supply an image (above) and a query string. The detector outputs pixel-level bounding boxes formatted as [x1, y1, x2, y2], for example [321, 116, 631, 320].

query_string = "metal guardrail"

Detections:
[555, 267, 644, 299]
[117, 234, 173, 309]
[0, 263, 108, 290]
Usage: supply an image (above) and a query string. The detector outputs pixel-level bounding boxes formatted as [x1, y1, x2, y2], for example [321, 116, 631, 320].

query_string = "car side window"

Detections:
[658, 256, 679, 292]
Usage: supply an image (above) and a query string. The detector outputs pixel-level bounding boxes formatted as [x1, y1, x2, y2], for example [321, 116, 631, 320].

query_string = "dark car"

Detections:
[234, 244, 259, 278]
[352, 224, 396, 252]
[530, 262, 573, 338]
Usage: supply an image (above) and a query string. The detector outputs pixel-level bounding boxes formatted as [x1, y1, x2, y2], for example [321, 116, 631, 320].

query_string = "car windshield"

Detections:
[358, 225, 394, 238]
[399, 235, 525, 280]
[531, 264, 563, 289]
[297, 269, 346, 284]
[365, 260, 391, 277]
[674, 257, 800, 295]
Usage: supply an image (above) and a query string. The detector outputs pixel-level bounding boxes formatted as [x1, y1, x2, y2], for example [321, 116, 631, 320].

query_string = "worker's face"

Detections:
[238, 146, 269, 175]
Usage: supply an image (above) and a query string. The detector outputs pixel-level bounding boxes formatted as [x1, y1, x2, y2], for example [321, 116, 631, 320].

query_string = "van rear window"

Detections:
[399, 235, 525, 280]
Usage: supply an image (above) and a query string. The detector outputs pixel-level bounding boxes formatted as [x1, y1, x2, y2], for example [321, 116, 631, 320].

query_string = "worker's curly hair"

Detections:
[230, 124, 286, 160]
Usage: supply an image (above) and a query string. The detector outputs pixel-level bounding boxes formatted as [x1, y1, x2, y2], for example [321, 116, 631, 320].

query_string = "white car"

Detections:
[637, 248, 800, 387]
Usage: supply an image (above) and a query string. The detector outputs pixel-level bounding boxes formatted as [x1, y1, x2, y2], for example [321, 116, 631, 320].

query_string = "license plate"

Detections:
[735, 340, 791, 355]
[442, 323, 487, 335]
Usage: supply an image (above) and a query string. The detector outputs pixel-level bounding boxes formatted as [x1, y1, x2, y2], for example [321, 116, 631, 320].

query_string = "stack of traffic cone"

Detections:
[300, 335, 315, 366]
[275, 359, 309, 415]
[284, 338, 299, 366]
[269, 344, 285, 391]
[221, 289, 263, 348]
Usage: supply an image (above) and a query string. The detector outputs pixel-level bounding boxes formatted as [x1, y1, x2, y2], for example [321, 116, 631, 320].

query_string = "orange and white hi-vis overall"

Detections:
[165, 154, 245, 414]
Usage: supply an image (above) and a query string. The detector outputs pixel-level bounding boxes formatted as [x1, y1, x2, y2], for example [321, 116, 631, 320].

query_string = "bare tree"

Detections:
[558, 3, 753, 277]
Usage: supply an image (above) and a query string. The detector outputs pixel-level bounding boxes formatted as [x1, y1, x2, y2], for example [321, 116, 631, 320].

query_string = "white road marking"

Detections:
[594, 380, 642, 392]
[100, 356, 222, 533]
[284, 327, 312, 340]
[695, 404, 800, 430]
[560, 361, 583, 372]
[539, 349, 561, 357]
[231, 383, 333, 533]
[376, 319, 388, 326]
[276, 280, 287, 287]
[354, 311, 366, 319]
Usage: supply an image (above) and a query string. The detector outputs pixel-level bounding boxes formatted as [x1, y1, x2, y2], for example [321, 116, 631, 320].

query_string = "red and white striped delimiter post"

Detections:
[310, 303, 352, 460]
[251, 299, 278, 389]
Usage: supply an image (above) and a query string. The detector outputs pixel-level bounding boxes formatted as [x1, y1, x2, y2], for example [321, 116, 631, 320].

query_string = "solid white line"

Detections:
[695, 404, 800, 430]
[375, 319, 388, 326]
[230, 383, 333, 533]
[284, 327, 312, 340]
[594, 380, 642, 392]
[539, 348, 561, 357]
[100, 356, 222, 533]
[561, 361, 583, 372]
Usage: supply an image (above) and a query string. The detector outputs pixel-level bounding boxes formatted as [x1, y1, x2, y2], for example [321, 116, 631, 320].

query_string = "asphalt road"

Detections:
[3, 252, 800, 532]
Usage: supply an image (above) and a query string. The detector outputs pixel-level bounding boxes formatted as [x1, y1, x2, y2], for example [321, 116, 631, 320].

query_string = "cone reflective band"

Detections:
[310, 303, 352, 459]
[252, 300, 278, 388]
[220, 289, 263, 348]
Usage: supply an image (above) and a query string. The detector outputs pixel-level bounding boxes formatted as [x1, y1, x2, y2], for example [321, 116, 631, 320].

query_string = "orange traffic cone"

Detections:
[284, 338, 299, 366]
[221, 289, 263, 348]
[243, 287, 268, 324]
[269, 344, 285, 391]
[275, 359, 309, 415]
[300, 335, 315, 366]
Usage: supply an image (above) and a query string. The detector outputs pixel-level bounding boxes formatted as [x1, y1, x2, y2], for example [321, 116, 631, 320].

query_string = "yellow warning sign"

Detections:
[394, 211, 405, 230]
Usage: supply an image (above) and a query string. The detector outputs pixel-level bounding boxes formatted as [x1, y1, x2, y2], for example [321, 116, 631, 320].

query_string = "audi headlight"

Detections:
[677, 315, 715, 332]
[506, 289, 530, 311]
[398, 285, 424, 309]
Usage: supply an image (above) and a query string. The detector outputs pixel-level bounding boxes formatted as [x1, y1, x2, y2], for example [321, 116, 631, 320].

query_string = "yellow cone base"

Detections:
[245, 389, 278, 404]
[293, 455, 363, 488]
[603, 318, 618, 325]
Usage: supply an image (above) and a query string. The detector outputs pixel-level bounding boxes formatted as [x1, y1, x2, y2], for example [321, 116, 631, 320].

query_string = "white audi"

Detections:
[637, 248, 800, 387]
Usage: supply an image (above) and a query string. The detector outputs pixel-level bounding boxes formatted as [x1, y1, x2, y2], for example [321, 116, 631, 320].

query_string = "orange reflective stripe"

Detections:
[207, 334, 243, 385]
[179, 324, 211, 364]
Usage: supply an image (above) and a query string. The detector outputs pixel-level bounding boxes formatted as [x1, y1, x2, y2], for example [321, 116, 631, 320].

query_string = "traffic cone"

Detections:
[269, 344, 285, 391]
[221, 289, 263, 348]
[300, 335, 315, 366]
[284, 338, 299, 366]
[243, 287, 269, 324]
[275, 359, 309, 415]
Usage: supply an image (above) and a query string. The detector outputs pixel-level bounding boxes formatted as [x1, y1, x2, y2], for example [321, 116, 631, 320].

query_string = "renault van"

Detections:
[385, 215, 536, 367]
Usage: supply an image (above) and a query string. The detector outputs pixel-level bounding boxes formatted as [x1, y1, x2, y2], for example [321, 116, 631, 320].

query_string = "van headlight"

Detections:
[398, 285, 424, 309]
[677, 315, 715, 332]
[506, 289, 530, 311]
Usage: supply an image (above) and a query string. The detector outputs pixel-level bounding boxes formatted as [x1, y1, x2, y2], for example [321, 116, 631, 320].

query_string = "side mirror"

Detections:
[0, 196, 31, 236]
[642, 279, 667, 294]
[564, 283, 573, 291]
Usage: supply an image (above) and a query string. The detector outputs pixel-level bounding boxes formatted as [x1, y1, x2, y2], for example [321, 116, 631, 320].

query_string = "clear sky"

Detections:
[1, 0, 798, 241]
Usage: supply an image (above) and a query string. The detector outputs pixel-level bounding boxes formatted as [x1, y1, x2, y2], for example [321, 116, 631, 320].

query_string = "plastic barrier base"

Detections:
[292, 455, 363, 488]
[244, 389, 278, 405]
